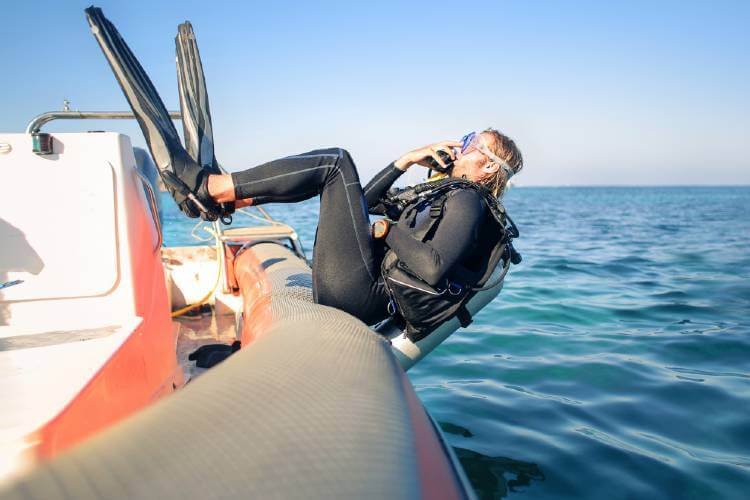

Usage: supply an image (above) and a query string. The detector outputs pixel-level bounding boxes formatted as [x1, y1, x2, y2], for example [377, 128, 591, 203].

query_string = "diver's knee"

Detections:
[331, 147, 352, 162]
[317, 147, 358, 184]
[334, 148, 357, 172]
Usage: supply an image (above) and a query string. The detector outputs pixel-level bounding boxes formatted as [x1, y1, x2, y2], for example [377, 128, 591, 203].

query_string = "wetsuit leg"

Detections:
[231, 148, 388, 324]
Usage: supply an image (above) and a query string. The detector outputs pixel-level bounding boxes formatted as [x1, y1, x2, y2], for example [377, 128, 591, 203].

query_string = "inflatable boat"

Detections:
[0, 8, 509, 498]
[0, 117, 494, 498]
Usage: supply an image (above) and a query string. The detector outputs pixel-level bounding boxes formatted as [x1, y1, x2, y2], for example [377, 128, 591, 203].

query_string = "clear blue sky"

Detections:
[1, 0, 748, 185]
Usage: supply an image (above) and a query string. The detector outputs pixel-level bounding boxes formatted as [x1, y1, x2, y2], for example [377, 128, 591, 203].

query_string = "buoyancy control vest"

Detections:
[379, 178, 521, 341]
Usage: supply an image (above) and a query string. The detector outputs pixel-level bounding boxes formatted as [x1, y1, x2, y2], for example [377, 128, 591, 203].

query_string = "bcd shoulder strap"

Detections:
[409, 192, 449, 242]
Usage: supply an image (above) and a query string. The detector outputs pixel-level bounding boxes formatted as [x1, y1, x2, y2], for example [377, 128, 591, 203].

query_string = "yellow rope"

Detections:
[170, 225, 223, 318]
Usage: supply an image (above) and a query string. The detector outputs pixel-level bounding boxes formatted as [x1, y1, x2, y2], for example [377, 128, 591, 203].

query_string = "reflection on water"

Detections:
[440, 422, 474, 437]
[440, 421, 544, 499]
[454, 447, 545, 499]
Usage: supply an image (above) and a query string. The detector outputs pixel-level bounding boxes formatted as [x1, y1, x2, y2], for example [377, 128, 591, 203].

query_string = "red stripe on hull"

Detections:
[400, 372, 465, 499]
[33, 170, 184, 460]
[234, 249, 273, 346]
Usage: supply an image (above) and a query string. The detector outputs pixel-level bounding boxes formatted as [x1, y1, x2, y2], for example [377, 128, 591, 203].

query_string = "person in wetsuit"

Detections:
[82, 8, 523, 329]
[176, 129, 523, 326]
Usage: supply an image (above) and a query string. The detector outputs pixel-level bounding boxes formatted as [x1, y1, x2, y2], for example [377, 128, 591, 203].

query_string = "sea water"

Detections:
[162, 187, 750, 499]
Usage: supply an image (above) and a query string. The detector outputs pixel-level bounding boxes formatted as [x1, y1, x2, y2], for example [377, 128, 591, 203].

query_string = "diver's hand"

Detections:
[394, 140, 462, 171]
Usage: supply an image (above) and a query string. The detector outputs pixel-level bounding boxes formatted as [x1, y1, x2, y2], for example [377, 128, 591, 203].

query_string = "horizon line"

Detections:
[510, 184, 750, 188]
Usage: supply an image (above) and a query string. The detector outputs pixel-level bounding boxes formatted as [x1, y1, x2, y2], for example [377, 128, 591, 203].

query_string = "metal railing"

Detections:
[26, 110, 181, 134]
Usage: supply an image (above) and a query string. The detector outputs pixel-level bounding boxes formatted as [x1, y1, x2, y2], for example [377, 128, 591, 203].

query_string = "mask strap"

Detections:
[499, 161, 514, 180]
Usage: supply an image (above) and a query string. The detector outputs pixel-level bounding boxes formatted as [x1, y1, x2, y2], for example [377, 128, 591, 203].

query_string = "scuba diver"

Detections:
[194, 131, 523, 333]
[84, 7, 523, 341]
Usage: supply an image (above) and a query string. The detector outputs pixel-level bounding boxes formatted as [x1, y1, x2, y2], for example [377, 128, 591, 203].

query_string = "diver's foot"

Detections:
[192, 175, 236, 222]
[159, 155, 223, 221]
[187, 174, 235, 222]
[175, 173, 222, 221]
[207, 174, 237, 203]
[205, 174, 244, 217]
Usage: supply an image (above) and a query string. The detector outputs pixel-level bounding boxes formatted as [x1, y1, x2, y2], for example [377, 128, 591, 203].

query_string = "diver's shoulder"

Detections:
[445, 186, 484, 204]
[443, 187, 486, 214]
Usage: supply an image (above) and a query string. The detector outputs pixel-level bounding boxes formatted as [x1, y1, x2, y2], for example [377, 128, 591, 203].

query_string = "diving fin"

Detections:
[175, 20, 234, 222]
[84, 6, 221, 221]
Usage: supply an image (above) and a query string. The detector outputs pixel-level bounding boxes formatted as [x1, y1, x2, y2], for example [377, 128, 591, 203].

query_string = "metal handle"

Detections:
[25, 110, 182, 134]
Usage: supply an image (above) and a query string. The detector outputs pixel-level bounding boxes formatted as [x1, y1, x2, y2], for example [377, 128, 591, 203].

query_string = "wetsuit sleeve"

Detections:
[363, 163, 405, 215]
[385, 189, 485, 287]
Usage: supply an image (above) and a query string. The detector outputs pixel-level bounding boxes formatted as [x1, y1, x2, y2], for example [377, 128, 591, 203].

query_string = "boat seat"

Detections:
[221, 224, 297, 242]
[220, 224, 306, 261]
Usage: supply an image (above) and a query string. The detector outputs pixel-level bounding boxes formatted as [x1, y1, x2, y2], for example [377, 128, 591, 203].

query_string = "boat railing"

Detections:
[25, 110, 183, 134]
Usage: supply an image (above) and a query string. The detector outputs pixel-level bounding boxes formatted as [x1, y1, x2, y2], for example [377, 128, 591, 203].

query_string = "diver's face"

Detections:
[452, 132, 500, 183]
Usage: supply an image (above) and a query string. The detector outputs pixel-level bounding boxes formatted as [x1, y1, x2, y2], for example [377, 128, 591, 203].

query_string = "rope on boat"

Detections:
[234, 206, 287, 226]
[170, 225, 223, 318]
[169, 205, 284, 318]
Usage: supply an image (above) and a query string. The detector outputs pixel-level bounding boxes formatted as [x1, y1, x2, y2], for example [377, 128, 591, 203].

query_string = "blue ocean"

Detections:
[162, 187, 750, 499]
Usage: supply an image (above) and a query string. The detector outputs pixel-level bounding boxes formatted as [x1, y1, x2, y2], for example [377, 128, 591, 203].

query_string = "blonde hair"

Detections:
[480, 128, 523, 197]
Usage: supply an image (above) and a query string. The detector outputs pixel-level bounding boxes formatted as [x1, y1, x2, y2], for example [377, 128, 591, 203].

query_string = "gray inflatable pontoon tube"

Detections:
[0, 242, 475, 500]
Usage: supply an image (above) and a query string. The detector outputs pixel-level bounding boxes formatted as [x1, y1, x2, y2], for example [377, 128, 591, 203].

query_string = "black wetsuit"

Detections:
[231, 148, 486, 325]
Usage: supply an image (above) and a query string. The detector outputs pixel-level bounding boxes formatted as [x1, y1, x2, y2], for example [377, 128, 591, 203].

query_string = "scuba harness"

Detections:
[379, 178, 521, 342]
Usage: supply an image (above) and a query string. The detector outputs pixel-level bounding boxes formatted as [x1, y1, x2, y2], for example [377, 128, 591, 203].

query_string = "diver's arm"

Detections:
[385, 189, 485, 286]
[364, 140, 462, 212]
[363, 163, 405, 213]
[395, 140, 462, 171]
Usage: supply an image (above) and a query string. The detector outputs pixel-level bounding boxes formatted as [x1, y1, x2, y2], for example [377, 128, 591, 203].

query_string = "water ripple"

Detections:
[575, 426, 674, 464]
[637, 432, 750, 469]
[665, 366, 750, 380]
[502, 384, 583, 405]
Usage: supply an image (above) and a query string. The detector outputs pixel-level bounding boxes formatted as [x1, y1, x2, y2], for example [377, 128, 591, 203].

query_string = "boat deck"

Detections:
[174, 308, 238, 382]
[162, 245, 243, 383]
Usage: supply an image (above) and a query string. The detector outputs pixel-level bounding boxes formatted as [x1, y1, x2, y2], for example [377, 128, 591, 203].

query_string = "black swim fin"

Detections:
[84, 6, 221, 221]
[188, 341, 241, 368]
[175, 20, 234, 222]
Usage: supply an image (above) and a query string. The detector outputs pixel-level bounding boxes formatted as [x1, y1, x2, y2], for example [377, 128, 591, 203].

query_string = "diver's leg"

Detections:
[308, 150, 387, 323]
[227, 148, 387, 323]
[228, 148, 347, 204]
